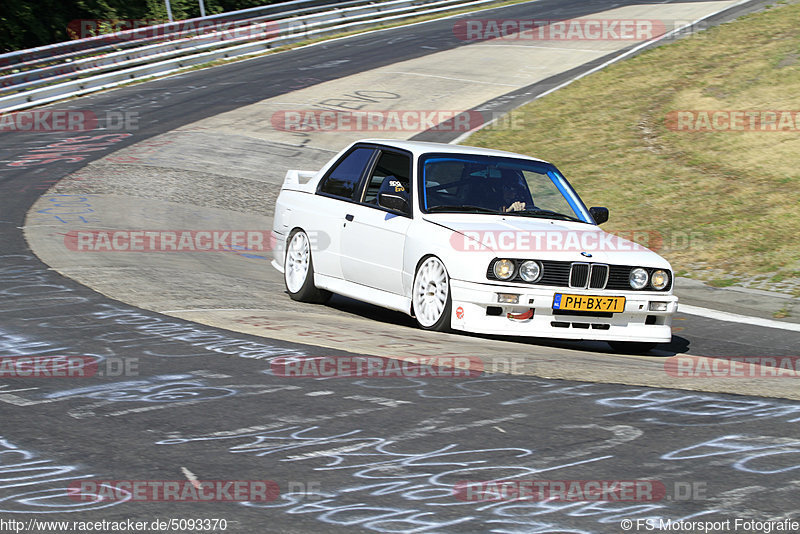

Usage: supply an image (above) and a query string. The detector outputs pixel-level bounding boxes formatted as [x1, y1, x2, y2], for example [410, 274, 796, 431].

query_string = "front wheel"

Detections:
[284, 230, 331, 303]
[607, 341, 657, 354]
[412, 256, 451, 332]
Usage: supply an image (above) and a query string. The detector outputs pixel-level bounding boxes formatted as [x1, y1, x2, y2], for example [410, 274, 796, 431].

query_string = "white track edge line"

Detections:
[679, 304, 800, 333]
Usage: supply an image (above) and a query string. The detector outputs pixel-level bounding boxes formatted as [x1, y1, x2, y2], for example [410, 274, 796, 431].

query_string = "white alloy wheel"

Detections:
[285, 231, 311, 294]
[413, 256, 451, 330]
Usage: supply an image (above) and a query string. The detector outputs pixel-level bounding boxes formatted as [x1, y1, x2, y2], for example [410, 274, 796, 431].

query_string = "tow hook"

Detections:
[507, 309, 534, 320]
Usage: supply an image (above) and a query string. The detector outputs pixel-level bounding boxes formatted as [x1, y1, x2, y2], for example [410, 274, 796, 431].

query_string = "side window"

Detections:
[318, 148, 374, 200]
[363, 151, 411, 204]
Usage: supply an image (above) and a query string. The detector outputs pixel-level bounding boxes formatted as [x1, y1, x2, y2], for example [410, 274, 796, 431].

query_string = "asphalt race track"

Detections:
[1, 1, 799, 532]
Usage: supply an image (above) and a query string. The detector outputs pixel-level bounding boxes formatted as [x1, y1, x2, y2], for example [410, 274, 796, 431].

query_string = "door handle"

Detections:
[345, 214, 354, 221]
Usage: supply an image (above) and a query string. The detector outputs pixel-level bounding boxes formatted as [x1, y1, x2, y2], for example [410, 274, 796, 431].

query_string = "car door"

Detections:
[312, 146, 376, 279]
[340, 148, 413, 295]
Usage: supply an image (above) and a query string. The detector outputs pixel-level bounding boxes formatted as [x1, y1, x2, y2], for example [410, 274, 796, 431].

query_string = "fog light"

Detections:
[648, 301, 668, 312]
[497, 293, 520, 304]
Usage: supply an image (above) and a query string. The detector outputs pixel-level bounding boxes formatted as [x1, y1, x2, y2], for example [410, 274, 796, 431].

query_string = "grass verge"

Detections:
[469, 1, 800, 290]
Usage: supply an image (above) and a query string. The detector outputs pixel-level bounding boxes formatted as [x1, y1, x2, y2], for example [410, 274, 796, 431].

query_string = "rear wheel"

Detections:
[607, 341, 657, 354]
[412, 256, 451, 332]
[284, 230, 331, 303]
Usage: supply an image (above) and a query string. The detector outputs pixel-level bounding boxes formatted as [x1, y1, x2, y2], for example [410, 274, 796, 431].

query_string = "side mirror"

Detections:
[589, 206, 609, 225]
[378, 193, 410, 215]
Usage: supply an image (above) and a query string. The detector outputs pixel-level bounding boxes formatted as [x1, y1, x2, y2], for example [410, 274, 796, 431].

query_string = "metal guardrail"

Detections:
[0, 0, 378, 78]
[0, 0, 497, 112]
[0, 0, 397, 89]
[0, 0, 351, 69]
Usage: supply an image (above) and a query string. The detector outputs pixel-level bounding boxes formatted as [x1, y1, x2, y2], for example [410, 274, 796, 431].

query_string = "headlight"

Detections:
[650, 269, 669, 290]
[519, 260, 542, 282]
[629, 267, 649, 289]
[493, 259, 515, 280]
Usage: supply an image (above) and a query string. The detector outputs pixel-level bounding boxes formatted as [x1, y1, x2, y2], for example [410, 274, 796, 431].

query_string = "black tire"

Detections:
[411, 256, 452, 332]
[284, 230, 331, 304]
[607, 341, 657, 354]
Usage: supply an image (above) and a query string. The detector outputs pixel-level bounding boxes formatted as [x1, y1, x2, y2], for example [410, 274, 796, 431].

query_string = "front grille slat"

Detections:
[589, 264, 609, 289]
[487, 259, 671, 291]
[607, 266, 636, 291]
[569, 263, 589, 288]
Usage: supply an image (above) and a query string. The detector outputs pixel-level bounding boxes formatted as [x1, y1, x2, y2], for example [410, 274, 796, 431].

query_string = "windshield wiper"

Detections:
[426, 205, 501, 214]
[509, 208, 584, 222]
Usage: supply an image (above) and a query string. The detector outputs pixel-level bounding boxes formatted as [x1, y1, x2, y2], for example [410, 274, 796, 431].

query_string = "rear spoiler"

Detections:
[282, 169, 318, 191]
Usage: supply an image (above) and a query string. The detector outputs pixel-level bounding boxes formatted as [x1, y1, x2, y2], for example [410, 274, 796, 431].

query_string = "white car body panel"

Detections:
[272, 139, 677, 344]
[341, 205, 410, 294]
[316, 273, 411, 313]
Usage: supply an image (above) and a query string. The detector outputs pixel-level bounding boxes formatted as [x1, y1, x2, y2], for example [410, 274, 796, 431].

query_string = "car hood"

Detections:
[424, 213, 670, 268]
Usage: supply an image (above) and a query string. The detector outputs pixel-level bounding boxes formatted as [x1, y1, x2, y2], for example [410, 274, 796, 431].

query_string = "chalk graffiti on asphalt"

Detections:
[0, 437, 129, 513]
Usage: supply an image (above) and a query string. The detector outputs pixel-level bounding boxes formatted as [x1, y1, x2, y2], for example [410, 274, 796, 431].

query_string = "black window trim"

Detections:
[316, 145, 378, 202]
[354, 146, 414, 218]
[316, 143, 415, 218]
[416, 152, 571, 216]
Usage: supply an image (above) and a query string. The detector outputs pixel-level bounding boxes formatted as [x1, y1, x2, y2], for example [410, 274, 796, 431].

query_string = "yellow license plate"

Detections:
[553, 294, 626, 313]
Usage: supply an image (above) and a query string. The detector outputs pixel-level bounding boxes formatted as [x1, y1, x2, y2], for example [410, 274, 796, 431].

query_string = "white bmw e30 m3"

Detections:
[272, 139, 677, 352]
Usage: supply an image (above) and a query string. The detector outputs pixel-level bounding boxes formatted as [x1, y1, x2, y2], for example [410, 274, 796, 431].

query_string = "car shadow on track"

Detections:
[323, 294, 691, 357]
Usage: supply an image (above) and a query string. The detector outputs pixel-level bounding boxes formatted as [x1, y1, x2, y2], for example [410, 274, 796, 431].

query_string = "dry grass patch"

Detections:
[470, 2, 800, 288]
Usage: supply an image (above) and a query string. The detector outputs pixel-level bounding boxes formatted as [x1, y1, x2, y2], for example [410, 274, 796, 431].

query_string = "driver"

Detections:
[500, 171, 533, 212]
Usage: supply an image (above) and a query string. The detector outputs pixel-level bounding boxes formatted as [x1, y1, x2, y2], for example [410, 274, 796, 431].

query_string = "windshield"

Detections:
[419, 153, 593, 223]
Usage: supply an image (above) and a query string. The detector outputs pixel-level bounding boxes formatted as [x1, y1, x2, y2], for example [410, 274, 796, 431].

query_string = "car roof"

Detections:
[355, 139, 549, 163]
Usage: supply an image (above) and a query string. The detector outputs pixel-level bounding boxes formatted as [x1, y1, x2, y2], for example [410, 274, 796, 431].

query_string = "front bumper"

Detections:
[449, 279, 677, 343]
